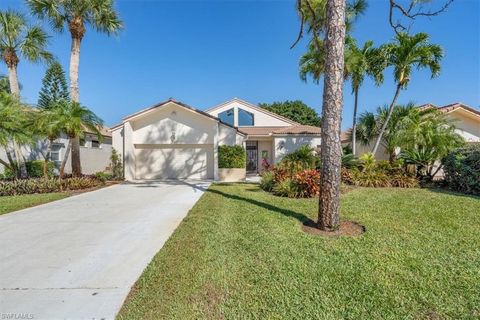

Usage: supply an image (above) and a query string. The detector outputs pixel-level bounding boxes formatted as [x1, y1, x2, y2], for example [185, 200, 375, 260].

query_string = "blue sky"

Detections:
[1, 0, 479, 129]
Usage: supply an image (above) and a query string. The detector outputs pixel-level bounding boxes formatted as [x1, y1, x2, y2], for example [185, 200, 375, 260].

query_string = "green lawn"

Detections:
[118, 184, 480, 320]
[0, 193, 68, 216]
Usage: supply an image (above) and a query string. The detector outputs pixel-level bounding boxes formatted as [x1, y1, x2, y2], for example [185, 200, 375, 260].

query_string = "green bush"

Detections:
[272, 178, 297, 198]
[110, 148, 124, 180]
[4, 160, 55, 179]
[259, 170, 275, 192]
[280, 145, 318, 174]
[94, 171, 114, 182]
[443, 144, 480, 195]
[218, 145, 246, 168]
[0, 177, 104, 196]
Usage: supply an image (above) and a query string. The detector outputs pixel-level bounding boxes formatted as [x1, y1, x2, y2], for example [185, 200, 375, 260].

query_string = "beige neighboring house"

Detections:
[111, 98, 321, 181]
[0, 127, 112, 175]
[349, 102, 480, 161]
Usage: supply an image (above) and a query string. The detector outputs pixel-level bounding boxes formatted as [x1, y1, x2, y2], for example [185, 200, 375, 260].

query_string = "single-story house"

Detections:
[111, 98, 322, 180]
[0, 127, 113, 175]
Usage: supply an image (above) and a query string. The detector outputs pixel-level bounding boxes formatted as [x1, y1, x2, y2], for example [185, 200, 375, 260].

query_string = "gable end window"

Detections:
[218, 108, 234, 126]
[238, 108, 254, 126]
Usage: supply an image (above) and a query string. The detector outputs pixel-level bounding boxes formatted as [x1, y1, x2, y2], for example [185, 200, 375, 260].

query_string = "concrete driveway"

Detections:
[0, 180, 210, 320]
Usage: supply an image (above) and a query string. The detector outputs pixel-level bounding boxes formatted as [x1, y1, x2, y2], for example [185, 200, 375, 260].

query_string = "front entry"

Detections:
[246, 141, 258, 173]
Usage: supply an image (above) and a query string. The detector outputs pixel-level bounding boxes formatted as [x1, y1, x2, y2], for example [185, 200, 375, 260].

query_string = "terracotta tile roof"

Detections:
[419, 102, 480, 117]
[83, 125, 112, 137]
[272, 125, 321, 135]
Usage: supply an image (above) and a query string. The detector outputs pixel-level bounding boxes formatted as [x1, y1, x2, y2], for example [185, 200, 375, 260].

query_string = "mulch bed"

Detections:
[301, 219, 365, 237]
[66, 181, 121, 196]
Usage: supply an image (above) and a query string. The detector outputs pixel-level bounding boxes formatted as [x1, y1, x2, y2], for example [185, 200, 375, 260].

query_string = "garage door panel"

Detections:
[135, 145, 213, 179]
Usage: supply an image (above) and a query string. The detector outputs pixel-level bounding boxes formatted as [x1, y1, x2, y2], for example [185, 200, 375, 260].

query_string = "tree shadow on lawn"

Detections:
[206, 187, 310, 224]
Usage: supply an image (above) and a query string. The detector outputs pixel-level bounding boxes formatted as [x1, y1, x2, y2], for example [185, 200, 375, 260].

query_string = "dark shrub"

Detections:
[280, 145, 317, 174]
[218, 145, 246, 168]
[94, 172, 113, 182]
[110, 148, 124, 180]
[443, 144, 480, 195]
[5, 160, 55, 179]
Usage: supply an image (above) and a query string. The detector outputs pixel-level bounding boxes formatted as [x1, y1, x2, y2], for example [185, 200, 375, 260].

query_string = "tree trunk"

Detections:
[71, 136, 82, 177]
[372, 84, 402, 156]
[352, 87, 359, 156]
[44, 138, 53, 178]
[6, 65, 28, 179]
[60, 139, 71, 178]
[317, 0, 346, 231]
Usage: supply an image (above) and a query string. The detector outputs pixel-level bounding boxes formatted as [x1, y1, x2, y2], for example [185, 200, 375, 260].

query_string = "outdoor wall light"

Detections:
[170, 131, 176, 143]
[171, 111, 177, 116]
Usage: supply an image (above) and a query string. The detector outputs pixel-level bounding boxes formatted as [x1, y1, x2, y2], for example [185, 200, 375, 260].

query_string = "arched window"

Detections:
[238, 108, 254, 126]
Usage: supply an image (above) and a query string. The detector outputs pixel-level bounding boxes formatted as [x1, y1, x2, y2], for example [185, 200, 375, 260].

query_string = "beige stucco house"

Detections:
[348, 102, 480, 163]
[112, 98, 321, 181]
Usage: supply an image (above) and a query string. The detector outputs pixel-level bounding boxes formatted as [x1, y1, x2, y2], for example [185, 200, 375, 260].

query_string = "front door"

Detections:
[246, 141, 258, 173]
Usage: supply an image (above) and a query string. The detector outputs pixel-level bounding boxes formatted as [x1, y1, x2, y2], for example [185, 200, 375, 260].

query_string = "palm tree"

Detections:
[0, 10, 52, 178]
[49, 101, 104, 177]
[0, 75, 10, 93]
[371, 32, 443, 155]
[27, 0, 122, 176]
[0, 92, 35, 176]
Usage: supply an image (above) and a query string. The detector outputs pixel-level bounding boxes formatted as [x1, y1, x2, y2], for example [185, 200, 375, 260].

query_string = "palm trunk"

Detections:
[6, 64, 28, 179]
[71, 136, 82, 177]
[352, 87, 359, 156]
[60, 139, 71, 178]
[317, 0, 346, 231]
[372, 84, 402, 156]
[70, 35, 82, 176]
[44, 138, 54, 178]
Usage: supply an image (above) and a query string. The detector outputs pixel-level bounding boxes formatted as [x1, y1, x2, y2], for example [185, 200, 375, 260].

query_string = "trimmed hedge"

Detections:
[4, 160, 55, 179]
[218, 145, 246, 169]
[0, 177, 104, 196]
[443, 144, 480, 195]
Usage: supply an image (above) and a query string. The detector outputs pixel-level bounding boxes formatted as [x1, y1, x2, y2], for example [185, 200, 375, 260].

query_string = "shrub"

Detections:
[94, 171, 113, 182]
[110, 148, 124, 180]
[443, 144, 480, 195]
[218, 145, 246, 168]
[0, 177, 104, 196]
[291, 169, 320, 198]
[280, 145, 317, 174]
[259, 170, 275, 192]
[390, 174, 419, 188]
[350, 168, 391, 188]
[4, 160, 55, 179]
[272, 178, 297, 198]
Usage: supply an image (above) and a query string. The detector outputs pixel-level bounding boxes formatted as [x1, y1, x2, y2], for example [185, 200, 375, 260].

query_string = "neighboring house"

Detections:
[112, 98, 321, 180]
[347, 102, 480, 161]
[0, 127, 112, 175]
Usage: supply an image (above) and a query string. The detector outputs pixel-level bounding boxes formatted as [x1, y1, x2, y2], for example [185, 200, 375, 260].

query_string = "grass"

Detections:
[0, 193, 68, 216]
[118, 184, 480, 320]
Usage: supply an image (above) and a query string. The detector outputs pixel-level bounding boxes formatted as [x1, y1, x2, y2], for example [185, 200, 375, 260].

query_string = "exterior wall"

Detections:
[354, 142, 390, 161]
[257, 139, 273, 171]
[218, 123, 245, 146]
[131, 103, 215, 144]
[446, 111, 480, 143]
[0, 133, 111, 175]
[112, 127, 124, 155]
[207, 101, 294, 127]
[273, 136, 322, 163]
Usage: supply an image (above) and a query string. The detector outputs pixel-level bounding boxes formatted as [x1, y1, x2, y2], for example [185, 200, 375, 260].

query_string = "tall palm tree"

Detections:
[27, 0, 122, 176]
[0, 10, 52, 178]
[49, 101, 104, 177]
[371, 32, 443, 155]
[345, 39, 386, 155]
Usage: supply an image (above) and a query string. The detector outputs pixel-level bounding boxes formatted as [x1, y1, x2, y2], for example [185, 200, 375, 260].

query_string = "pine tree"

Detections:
[38, 62, 70, 109]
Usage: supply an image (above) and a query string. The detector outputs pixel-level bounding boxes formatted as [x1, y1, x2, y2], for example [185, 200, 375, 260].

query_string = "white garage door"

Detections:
[134, 145, 214, 180]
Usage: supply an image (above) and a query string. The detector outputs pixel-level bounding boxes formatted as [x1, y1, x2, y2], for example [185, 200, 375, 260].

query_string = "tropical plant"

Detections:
[38, 62, 70, 109]
[260, 170, 275, 192]
[0, 75, 10, 93]
[398, 109, 464, 181]
[0, 92, 36, 178]
[371, 32, 443, 155]
[28, 0, 123, 176]
[280, 145, 318, 174]
[110, 148, 123, 180]
[47, 100, 104, 177]
[218, 145, 246, 168]
[345, 39, 386, 155]
[442, 144, 480, 195]
[259, 100, 321, 126]
[0, 9, 52, 177]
